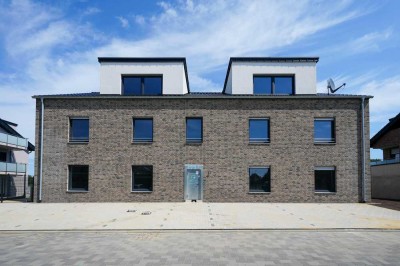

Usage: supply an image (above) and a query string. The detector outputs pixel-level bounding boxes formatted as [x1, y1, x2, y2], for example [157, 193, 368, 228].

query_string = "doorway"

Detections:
[184, 164, 203, 201]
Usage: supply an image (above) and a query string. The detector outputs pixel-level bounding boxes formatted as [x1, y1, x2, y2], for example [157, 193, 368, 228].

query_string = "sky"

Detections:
[0, 0, 399, 175]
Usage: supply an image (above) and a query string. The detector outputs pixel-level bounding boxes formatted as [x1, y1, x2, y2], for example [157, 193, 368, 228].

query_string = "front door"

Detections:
[184, 164, 203, 200]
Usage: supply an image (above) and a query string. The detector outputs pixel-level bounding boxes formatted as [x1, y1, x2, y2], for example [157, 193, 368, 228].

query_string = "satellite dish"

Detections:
[327, 78, 346, 94]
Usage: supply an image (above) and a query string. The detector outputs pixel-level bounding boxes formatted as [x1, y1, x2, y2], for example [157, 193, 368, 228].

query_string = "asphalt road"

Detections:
[0, 230, 399, 265]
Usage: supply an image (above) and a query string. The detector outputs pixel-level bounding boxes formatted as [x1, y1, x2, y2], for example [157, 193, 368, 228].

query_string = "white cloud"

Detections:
[116, 16, 129, 28]
[134, 15, 146, 26]
[83, 7, 101, 16]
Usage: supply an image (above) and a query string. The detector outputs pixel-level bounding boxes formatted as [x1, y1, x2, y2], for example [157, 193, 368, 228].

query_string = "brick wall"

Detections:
[35, 97, 370, 202]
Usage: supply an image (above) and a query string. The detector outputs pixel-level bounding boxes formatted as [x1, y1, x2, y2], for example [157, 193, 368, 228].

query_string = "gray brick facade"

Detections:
[35, 97, 370, 203]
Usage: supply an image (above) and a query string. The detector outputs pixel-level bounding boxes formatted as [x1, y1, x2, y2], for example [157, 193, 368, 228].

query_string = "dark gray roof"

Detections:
[371, 113, 400, 147]
[32, 91, 371, 99]
[0, 118, 35, 152]
[98, 57, 190, 93]
[222, 57, 319, 93]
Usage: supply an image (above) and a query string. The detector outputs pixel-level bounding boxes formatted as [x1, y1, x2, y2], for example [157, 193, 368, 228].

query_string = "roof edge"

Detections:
[371, 112, 400, 146]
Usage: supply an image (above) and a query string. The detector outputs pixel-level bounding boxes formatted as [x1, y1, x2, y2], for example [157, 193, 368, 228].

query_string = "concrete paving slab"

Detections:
[0, 202, 399, 230]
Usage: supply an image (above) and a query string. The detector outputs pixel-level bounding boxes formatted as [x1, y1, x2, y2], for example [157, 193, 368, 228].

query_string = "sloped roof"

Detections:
[371, 113, 400, 147]
[0, 118, 35, 152]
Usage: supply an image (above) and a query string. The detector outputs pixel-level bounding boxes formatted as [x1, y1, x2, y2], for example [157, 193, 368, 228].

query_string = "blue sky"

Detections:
[0, 0, 399, 175]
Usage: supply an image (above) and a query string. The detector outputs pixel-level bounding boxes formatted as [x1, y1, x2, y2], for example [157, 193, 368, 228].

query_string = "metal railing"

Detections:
[371, 158, 400, 166]
[0, 132, 28, 149]
[0, 162, 26, 174]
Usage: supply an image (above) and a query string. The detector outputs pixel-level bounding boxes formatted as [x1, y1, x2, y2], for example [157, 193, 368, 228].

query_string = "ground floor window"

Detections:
[68, 165, 89, 191]
[249, 167, 270, 192]
[132, 166, 153, 192]
[315, 167, 336, 192]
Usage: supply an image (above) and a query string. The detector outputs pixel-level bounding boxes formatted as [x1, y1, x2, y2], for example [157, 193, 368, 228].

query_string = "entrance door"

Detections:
[184, 164, 203, 200]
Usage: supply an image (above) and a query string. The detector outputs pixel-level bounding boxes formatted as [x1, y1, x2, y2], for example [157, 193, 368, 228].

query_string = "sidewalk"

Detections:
[1, 202, 400, 230]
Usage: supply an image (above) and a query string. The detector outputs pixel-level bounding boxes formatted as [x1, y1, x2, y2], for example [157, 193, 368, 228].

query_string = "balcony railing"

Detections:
[371, 158, 400, 166]
[0, 132, 28, 150]
[0, 162, 26, 174]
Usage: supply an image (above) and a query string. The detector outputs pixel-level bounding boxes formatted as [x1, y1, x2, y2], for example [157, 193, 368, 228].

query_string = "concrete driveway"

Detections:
[1, 202, 400, 230]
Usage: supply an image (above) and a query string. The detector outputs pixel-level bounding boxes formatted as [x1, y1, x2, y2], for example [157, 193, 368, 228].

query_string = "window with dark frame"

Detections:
[314, 118, 335, 143]
[249, 167, 271, 192]
[68, 165, 89, 191]
[133, 118, 153, 143]
[315, 167, 336, 193]
[186, 118, 203, 143]
[132, 166, 153, 192]
[122, 76, 162, 95]
[253, 75, 294, 95]
[249, 118, 270, 143]
[69, 118, 89, 142]
[0, 151, 7, 162]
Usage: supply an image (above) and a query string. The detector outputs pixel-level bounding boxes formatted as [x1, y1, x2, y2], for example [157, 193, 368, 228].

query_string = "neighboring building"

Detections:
[370, 113, 400, 200]
[0, 118, 35, 201]
[33, 57, 371, 203]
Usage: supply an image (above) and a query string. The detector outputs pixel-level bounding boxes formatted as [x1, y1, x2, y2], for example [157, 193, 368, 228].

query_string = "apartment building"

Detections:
[33, 57, 371, 203]
[0, 118, 35, 201]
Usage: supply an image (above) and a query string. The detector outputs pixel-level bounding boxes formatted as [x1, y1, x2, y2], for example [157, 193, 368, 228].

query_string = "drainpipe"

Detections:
[38, 97, 44, 203]
[361, 96, 366, 203]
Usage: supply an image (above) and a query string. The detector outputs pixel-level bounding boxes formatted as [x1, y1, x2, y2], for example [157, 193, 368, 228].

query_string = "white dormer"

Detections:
[98, 58, 190, 95]
[223, 57, 318, 95]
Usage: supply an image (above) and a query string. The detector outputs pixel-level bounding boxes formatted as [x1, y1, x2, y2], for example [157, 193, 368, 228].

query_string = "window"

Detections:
[69, 118, 89, 142]
[249, 167, 271, 192]
[314, 118, 335, 143]
[132, 166, 153, 191]
[122, 76, 162, 95]
[253, 75, 294, 95]
[133, 118, 153, 143]
[315, 167, 336, 193]
[249, 119, 270, 143]
[0, 151, 6, 162]
[68, 165, 89, 191]
[186, 118, 203, 143]
[390, 148, 400, 159]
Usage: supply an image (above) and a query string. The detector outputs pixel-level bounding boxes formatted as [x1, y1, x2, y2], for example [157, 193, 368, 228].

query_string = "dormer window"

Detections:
[253, 75, 294, 95]
[122, 76, 162, 95]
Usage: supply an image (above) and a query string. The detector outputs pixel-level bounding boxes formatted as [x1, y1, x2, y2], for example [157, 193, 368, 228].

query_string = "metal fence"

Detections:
[371, 158, 400, 166]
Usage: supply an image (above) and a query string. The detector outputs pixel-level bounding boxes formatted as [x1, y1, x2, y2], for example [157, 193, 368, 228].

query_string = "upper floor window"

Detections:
[186, 118, 203, 143]
[314, 118, 335, 143]
[133, 118, 153, 143]
[253, 75, 294, 95]
[122, 76, 162, 95]
[69, 118, 89, 142]
[0, 151, 6, 162]
[249, 118, 270, 143]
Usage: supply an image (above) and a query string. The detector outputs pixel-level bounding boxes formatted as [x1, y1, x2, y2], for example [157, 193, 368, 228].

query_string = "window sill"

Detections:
[67, 141, 89, 145]
[314, 142, 336, 145]
[248, 192, 271, 194]
[66, 190, 89, 193]
[315, 191, 336, 194]
[131, 141, 153, 145]
[131, 191, 153, 193]
[185, 142, 202, 146]
[249, 142, 270, 145]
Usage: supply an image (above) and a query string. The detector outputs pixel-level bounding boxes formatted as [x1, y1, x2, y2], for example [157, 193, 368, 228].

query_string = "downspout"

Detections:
[38, 97, 44, 202]
[361, 96, 366, 203]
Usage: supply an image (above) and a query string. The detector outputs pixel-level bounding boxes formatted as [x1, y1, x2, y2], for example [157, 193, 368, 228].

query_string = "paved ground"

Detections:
[370, 199, 400, 211]
[1, 202, 400, 230]
[0, 230, 399, 265]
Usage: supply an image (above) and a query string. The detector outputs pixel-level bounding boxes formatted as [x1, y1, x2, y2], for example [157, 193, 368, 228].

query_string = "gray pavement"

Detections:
[0, 230, 399, 265]
[1, 202, 400, 230]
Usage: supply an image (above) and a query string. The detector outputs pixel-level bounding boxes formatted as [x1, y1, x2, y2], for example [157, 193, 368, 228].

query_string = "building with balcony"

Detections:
[370, 113, 400, 200]
[0, 118, 35, 200]
[33, 57, 371, 203]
